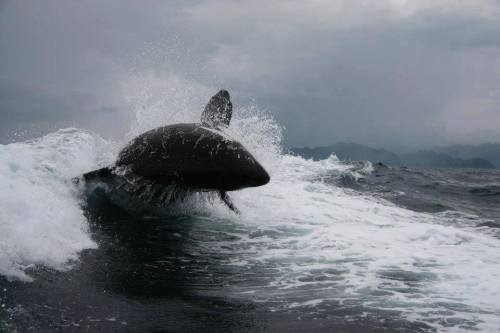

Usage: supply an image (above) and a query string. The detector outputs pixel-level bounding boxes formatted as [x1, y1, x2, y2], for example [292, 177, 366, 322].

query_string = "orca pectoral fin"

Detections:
[83, 167, 114, 181]
[71, 167, 114, 186]
[219, 191, 239, 214]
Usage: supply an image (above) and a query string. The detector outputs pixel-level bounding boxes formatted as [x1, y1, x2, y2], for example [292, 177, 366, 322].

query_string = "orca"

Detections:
[79, 90, 270, 213]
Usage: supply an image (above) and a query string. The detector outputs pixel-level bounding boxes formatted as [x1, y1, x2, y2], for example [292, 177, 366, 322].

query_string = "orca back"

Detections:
[116, 123, 269, 191]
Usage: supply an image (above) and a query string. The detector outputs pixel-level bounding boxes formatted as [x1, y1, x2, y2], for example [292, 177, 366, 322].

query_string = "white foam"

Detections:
[123, 72, 213, 138]
[224, 154, 500, 331]
[0, 129, 114, 281]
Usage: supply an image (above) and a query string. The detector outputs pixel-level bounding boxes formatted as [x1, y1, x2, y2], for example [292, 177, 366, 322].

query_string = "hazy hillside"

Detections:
[291, 143, 496, 169]
[400, 150, 495, 169]
[291, 143, 402, 165]
[433, 143, 500, 168]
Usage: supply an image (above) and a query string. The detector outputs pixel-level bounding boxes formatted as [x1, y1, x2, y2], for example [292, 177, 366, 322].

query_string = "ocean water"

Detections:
[1, 83, 500, 332]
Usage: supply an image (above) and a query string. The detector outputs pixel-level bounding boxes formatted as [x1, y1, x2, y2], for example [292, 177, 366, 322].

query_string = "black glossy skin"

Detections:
[115, 123, 270, 191]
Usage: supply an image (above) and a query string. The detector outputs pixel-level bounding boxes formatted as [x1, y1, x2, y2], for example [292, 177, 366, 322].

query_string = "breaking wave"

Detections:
[0, 129, 112, 280]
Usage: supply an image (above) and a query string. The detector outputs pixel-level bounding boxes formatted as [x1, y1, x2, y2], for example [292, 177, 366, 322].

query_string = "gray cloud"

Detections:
[0, 79, 130, 143]
[1, 0, 500, 148]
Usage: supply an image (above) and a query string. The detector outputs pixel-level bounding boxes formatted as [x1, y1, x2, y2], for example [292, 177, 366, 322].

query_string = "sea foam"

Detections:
[0, 128, 113, 281]
[226, 154, 500, 332]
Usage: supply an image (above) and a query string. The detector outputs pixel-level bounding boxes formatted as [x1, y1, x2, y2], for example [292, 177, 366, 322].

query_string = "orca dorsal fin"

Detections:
[201, 90, 232, 128]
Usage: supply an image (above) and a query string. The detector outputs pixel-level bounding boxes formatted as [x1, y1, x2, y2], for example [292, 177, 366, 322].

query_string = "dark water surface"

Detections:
[1, 196, 430, 332]
[334, 164, 500, 228]
[2, 164, 500, 332]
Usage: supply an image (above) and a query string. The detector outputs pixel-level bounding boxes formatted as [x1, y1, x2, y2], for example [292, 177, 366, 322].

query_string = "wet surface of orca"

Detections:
[79, 90, 270, 213]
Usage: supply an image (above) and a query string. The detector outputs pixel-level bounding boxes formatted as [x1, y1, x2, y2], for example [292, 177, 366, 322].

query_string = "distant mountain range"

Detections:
[432, 143, 500, 168]
[291, 142, 500, 169]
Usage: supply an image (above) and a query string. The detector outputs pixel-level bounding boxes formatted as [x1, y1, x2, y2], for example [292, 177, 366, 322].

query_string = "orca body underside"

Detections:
[80, 124, 267, 213]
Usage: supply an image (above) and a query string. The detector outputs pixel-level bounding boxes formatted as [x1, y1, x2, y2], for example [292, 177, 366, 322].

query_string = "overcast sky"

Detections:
[1, 0, 500, 149]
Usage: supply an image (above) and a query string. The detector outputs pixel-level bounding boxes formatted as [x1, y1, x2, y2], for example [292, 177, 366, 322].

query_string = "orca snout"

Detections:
[231, 154, 271, 190]
[217, 149, 271, 191]
[249, 163, 270, 187]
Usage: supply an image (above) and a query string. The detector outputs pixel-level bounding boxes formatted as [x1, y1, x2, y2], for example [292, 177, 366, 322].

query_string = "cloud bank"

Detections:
[1, 0, 500, 148]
